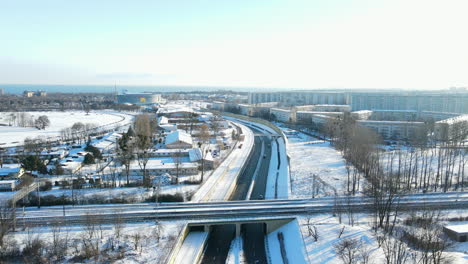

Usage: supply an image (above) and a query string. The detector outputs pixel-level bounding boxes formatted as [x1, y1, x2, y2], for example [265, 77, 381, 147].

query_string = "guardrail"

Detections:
[16, 196, 468, 227]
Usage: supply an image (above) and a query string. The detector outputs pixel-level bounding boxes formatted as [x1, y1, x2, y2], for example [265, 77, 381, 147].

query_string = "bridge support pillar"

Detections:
[204, 225, 210, 233]
[236, 223, 241, 237]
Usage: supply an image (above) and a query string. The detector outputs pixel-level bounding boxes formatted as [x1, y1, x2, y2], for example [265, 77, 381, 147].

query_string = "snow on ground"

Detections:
[267, 219, 308, 264]
[278, 125, 359, 198]
[173, 232, 208, 264]
[0, 190, 16, 201]
[226, 236, 245, 264]
[298, 214, 384, 264]
[7, 220, 182, 263]
[379, 146, 467, 191]
[265, 136, 290, 199]
[0, 110, 133, 146]
[34, 184, 199, 203]
[298, 212, 468, 264]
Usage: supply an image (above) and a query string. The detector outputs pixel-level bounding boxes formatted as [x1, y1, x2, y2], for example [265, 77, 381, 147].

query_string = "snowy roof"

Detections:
[270, 108, 293, 113]
[157, 105, 196, 115]
[158, 116, 169, 125]
[160, 124, 177, 131]
[297, 111, 342, 115]
[188, 148, 214, 162]
[0, 180, 18, 184]
[188, 148, 202, 161]
[436, 114, 468, 125]
[0, 164, 22, 176]
[445, 224, 468, 234]
[165, 130, 193, 145]
[130, 158, 197, 169]
[358, 120, 425, 125]
[198, 114, 213, 122]
[153, 148, 190, 154]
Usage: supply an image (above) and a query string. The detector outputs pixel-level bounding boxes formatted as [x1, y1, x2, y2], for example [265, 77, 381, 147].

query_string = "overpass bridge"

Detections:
[15, 192, 468, 226]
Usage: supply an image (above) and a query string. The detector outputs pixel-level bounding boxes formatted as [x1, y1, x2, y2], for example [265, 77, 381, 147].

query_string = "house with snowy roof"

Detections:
[188, 148, 214, 169]
[0, 164, 25, 179]
[165, 130, 193, 149]
[158, 116, 169, 125]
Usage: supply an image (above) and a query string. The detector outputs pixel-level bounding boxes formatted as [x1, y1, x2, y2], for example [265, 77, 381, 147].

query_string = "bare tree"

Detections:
[305, 217, 319, 241]
[334, 238, 360, 264]
[34, 115, 50, 130]
[198, 124, 211, 182]
[117, 131, 134, 185]
[113, 210, 125, 242]
[381, 232, 412, 264]
[48, 219, 69, 261]
[172, 150, 183, 184]
[0, 203, 15, 249]
[210, 115, 223, 137]
[81, 213, 101, 260]
[134, 114, 153, 187]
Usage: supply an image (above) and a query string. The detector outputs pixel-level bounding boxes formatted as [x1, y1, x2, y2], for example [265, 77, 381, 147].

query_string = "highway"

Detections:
[201, 126, 272, 264]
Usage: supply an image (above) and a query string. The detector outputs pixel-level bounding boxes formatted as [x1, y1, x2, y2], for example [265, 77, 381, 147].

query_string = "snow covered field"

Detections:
[278, 125, 360, 198]
[0, 110, 133, 146]
[7, 220, 182, 263]
[298, 212, 468, 264]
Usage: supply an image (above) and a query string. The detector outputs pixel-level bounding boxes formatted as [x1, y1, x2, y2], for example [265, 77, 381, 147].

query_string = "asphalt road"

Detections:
[200, 224, 236, 264]
[201, 127, 272, 264]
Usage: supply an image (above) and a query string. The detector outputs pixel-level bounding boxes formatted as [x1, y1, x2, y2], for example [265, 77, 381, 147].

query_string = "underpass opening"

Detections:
[200, 224, 236, 264]
[189, 225, 206, 232]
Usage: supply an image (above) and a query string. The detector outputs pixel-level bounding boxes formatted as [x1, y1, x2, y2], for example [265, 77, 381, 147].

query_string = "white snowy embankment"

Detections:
[173, 231, 209, 264]
[226, 236, 246, 264]
[266, 219, 309, 264]
[277, 124, 359, 198]
[265, 136, 289, 199]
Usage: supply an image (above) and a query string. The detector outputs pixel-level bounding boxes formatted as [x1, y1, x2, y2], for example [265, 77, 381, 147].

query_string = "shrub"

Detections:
[145, 193, 184, 203]
[84, 144, 102, 160]
[39, 181, 52, 192]
[82, 153, 95, 165]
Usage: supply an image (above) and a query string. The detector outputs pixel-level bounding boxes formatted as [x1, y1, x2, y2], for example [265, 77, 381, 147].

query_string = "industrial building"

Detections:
[117, 92, 162, 105]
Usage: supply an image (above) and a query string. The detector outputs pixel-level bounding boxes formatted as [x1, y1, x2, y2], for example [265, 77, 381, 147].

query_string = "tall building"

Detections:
[248, 91, 347, 106]
[117, 92, 162, 105]
[248, 90, 468, 114]
[349, 93, 468, 114]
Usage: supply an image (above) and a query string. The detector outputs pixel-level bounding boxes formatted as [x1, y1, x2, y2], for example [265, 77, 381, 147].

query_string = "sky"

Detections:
[1, 0, 468, 90]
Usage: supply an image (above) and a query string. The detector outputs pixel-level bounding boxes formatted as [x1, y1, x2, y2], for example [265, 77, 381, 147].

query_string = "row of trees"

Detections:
[0, 205, 173, 263]
[2, 112, 50, 129]
[116, 114, 218, 187]
[316, 112, 467, 194]
[117, 114, 155, 187]
[60, 122, 98, 144]
[298, 113, 460, 263]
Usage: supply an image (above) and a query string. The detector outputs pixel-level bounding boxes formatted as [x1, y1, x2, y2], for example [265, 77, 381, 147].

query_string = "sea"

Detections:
[0, 84, 281, 94]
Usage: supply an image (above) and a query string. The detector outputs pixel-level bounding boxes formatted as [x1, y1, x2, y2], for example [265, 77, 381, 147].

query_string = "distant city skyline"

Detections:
[1, 0, 468, 90]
